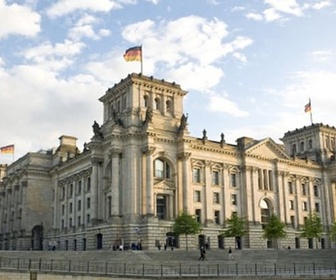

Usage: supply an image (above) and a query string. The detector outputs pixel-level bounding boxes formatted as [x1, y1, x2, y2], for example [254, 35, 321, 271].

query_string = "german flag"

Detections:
[123, 46, 142, 62]
[0, 144, 14, 154]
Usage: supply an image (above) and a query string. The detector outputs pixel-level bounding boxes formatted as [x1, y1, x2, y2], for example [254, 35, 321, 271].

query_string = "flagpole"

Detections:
[140, 44, 143, 75]
[309, 102, 313, 125]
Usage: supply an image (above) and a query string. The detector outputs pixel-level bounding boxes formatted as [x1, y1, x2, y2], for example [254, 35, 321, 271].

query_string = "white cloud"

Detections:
[121, 16, 252, 91]
[309, 50, 334, 62]
[311, 1, 332, 10]
[263, 8, 283, 21]
[0, 0, 40, 39]
[208, 93, 249, 117]
[22, 40, 85, 71]
[146, 0, 160, 4]
[265, 0, 303, 16]
[245, 12, 263, 21]
[46, 0, 121, 18]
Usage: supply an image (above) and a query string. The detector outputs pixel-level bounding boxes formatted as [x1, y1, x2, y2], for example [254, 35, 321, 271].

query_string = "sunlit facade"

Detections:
[1, 73, 336, 251]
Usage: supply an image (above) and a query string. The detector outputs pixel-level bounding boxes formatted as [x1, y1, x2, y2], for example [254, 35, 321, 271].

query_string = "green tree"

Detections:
[262, 214, 287, 249]
[221, 213, 246, 249]
[301, 211, 323, 248]
[173, 211, 202, 250]
[329, 221, 336, 242]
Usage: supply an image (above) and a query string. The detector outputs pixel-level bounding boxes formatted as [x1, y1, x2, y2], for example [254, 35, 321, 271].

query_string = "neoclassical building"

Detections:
[1, 73, 336, 251]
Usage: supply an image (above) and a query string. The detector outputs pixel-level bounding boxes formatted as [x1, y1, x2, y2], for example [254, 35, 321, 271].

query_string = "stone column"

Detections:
[91, 157, 102, 222]
[111, 149, 121, 216]
[144, 147, 155, 215]
[179, 152, 191, 212]
[204, 161, 213, 224]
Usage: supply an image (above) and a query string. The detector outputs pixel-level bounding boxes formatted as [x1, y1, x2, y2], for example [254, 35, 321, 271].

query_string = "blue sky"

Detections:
[0, 0, 335, 163]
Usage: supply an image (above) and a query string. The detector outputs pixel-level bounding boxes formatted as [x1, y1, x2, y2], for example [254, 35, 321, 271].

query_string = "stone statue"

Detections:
[92, 121, 103, 139]
[178, 113, 188, 132]
[145, 107, 153, 123]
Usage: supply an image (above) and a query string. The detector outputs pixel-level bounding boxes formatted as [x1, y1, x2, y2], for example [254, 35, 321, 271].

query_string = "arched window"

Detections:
[155, 97, 160, 110]
[154, 159, 171, 179]
[308, 139, 313, 149]
[260, 199, 272, 228]
[166, 100, 171, 112]
[291, 144, 297, 156]
[143, 95, 148, 107]
[300, 141, 304, 152]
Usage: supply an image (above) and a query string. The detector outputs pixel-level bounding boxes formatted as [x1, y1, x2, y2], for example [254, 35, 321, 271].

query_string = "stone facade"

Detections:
[1, 73, 336, 251]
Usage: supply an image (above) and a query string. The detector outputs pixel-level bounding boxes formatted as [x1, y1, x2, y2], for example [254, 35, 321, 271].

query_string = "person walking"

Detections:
[199, 246, 206, 261]
[228, 247, 234, 260]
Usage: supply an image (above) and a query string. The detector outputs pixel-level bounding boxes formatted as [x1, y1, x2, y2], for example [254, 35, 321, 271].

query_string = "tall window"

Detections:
[213, 192, 220, 204]
[302, 201, 308, 211]
[194, 190, 201, 202]
[154, 159, 171, 179]
[289, 200, 294, 210]
[193, 168, 201, 183]
[155, 97, 160, 110]
[195, 209, 201, 223]
[231, 194, 237, 205]
[301, 183, 307, 196]
[214, 211, 220, 224]
[212, 171, 219, 185]
[166, 100, 171, 112]
[230, 173, 237, 187]
[156, 195, 167, 219]
[314, 185, 319, 197]
[288, 181, 294, 194]
[260, 199, 271, 228]
[143, 95, 148, 107]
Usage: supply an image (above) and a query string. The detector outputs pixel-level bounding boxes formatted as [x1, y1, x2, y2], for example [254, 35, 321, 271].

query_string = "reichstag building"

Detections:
[1, 73, 336, 251]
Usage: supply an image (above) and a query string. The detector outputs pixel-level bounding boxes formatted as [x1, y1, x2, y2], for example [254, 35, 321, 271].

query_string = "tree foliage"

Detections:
[262, 214, 287, 249]
[173, 211, 202, 250]
[301, 211, 323, 248]
[329, 221, 336, 242]
[222, 213, 246, 238]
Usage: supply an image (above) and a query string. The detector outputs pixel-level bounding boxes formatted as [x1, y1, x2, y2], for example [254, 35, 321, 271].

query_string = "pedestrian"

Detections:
[228, 247, 234, 260]
[199, 246, 206, 261]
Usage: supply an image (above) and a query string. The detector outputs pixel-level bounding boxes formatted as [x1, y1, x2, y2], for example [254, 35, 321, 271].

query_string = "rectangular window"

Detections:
[77, 181, 82, 195]
[87, 197, 91, 209]
[302, 201, 308, 211]
[62, 204, 65, 215]
[193, 168, 201, 183]
[77, 200, 81, 211]
[69, 184, 73, 197]
[194, 190, 201, 202]
[107, 196, 112, 217]
[77, 216, 81, 227]
[212, 171, 219, 185]
[314, 185, 319, 197]
[231, 194, 237, 206]
[87, 177, 91, 192]
[86, 214, 90, 224]
[69, 202, 73, 214]
[214, 210, 220, 224]
[213, 192, 220, 204]
[195, 209, 201, 223]
[290, 215, 295, 228]
[315, 202, 320, 212]
[302, 183, 307, 196]
[288, 182, 293, 194]
[69, 218, 73, 228]
[230, 173, 237, 187]
[289, 200, 294, 210]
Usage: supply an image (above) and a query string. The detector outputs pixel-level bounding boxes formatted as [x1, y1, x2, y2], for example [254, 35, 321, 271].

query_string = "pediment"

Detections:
[245, 138, 289, 160]
[154, 180, 176, 191]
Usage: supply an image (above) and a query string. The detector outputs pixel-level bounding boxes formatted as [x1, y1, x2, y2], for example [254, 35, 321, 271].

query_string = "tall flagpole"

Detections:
[140, 44, 143, 75]
[309, 98, 313, 125]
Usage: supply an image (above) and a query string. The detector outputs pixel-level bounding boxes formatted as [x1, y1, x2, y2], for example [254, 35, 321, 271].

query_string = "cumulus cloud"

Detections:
[208, 93, 249, 117]
[0, 0, 40, 39]
[121, 16, 252, 91]
[46, 0, 121, 18]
